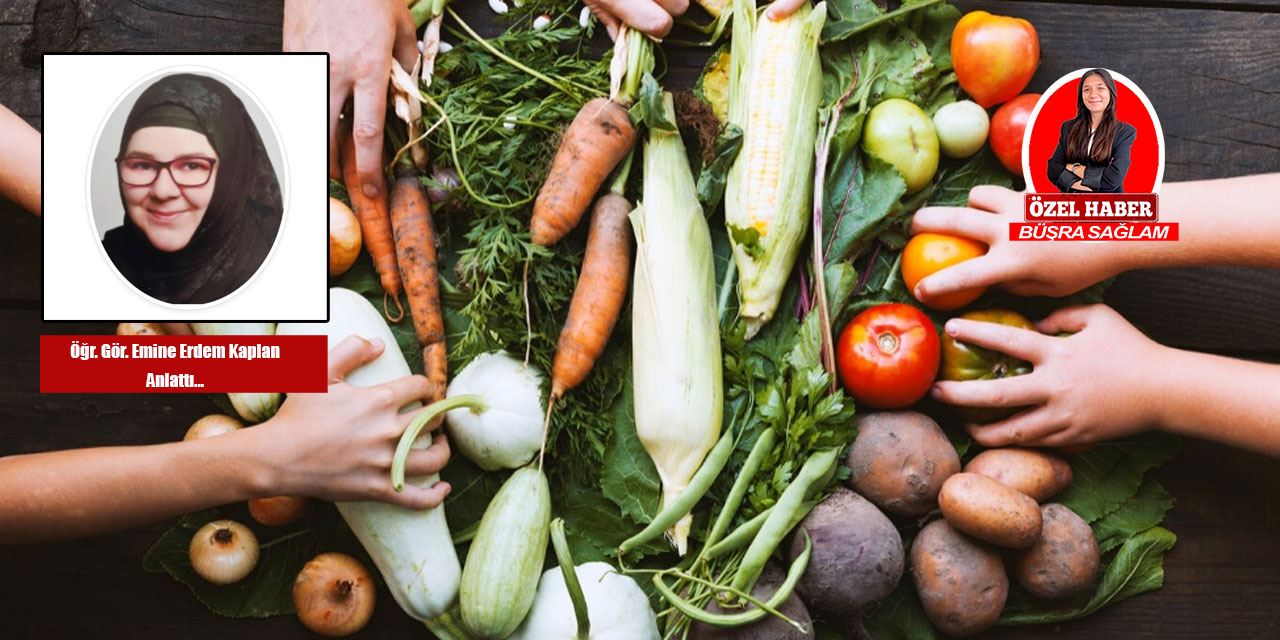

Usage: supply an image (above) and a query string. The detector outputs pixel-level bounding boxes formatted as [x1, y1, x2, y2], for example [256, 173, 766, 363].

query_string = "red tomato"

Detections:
[951, 11, 1040, 108]
[836, 304, 940, 409]
[990, 94, 1041, 175]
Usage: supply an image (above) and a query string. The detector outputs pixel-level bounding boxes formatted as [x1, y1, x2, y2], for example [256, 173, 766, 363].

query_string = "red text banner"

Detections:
[40, 335, 328, 393]
[1025, 193, 1159, 222]
[1009, 223, 1179, 242]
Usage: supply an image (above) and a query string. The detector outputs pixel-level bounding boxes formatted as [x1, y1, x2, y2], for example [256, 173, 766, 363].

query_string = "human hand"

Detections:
[585, 0, 687, 39]
[1069, 163, 1085, 179]
[931, 304, 1165, 448]
[249, 335, 451, 509]
[283, 0, 417, 189]
[909, 185, 1122, 300]
[764, 0, 810, 20]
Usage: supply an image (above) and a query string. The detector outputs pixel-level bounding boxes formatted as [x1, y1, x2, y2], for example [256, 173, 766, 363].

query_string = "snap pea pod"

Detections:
[618, 429, 736, 555]
[653, 531, 812, 631]
[730, 447, 839, 594]
[704, 429, 775, 550]
[703, 506, 772, 560]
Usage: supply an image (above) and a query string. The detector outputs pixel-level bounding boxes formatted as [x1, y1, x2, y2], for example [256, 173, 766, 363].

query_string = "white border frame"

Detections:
[1022, 68, 1165, 194]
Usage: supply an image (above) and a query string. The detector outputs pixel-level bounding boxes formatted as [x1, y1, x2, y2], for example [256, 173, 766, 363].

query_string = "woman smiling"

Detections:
[102, 73, 282, 304]
[1046, 68, 1137, 194]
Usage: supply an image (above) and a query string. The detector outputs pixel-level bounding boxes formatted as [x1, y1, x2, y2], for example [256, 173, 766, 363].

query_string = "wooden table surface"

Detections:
[2, 1, 1278, 638]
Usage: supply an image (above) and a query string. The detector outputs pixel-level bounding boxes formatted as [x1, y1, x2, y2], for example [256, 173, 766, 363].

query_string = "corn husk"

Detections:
[631, 93, 724, 556]
[724, 0, 825, 338]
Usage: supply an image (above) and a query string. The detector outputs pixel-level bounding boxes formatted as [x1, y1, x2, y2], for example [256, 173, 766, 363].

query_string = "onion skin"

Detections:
[329, 197, 362, 277]
[117, 322, 165, 335]
[248, 495, 309, 527]
[189, 520, 259, 585]
[183, 414, 243, 441]
[294, 552, 377, 637]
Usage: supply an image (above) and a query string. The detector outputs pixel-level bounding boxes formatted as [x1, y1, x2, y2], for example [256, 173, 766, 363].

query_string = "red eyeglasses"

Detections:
[116, 156, 218, 187]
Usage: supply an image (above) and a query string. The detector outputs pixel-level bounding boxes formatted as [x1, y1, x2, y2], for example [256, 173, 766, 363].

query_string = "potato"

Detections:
[1012, 503, 1100, 599]
[911, 519, 1008, 637]
[845, 411, 961, 516]
[964, 448, 1072, 501]
[938, 472, 1042, 548]
[688, 562, 814, 639]
[787, 487, 903, 616]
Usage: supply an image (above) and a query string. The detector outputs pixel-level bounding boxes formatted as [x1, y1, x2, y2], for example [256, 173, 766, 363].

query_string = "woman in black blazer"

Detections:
[1047, 68, 1137, 193]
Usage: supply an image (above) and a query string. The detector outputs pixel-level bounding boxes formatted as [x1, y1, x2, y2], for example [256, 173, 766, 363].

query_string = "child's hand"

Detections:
[249, 335, 451, 509]
[931, 304, 1165, 448]
[910, 186, 1125, 301]
[585, 0, 688, 39]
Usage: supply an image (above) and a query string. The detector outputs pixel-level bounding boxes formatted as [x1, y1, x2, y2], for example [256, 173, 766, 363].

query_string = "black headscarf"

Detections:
[102, 73, 282, 304]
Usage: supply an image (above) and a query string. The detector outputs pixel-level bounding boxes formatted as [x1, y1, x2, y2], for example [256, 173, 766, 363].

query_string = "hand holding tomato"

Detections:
[939, 310, 1036, 424]
[836, 303, 940, 409]
[902, 232, 988, 310]
[909, 186, 1126, 302]
[951, 11, 1039, 108]
[930, 305, 1163, 448]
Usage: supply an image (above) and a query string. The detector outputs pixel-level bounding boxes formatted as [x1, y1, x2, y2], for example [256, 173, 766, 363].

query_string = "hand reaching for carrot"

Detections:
[282, 0, 417, 190]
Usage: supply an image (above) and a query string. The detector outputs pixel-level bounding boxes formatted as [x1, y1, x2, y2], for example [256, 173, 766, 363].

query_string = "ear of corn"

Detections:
[725, 0, 826, 338]
[631, 92, 724, 556]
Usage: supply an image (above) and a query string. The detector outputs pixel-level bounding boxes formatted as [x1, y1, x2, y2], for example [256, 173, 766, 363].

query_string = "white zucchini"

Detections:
[278, 288, 461, 622]
[190, 323, 282, 423]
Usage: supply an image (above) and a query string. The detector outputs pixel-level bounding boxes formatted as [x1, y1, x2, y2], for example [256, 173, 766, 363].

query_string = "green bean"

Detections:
[703, 506, 772, 560]
[653, 531, 812, 631]
[730, 447, 839, 594]
[618, 429, 736, 555]
[704, 429, 775, 550]
[391, 394, 486, 492]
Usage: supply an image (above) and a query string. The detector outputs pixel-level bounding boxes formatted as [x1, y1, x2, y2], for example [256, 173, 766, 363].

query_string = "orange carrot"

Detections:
[389, 159, 448, 402]
[341, 129, 403, 321]
[550, 183, 633, 399]
[532, 98, 636, 246]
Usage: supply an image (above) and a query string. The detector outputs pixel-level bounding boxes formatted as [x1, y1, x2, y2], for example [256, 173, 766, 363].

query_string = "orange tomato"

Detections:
[902, 233, 988, 310]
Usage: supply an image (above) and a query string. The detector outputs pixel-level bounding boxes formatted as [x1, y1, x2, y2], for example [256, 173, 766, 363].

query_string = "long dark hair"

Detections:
[1065, 68, 1118, 164]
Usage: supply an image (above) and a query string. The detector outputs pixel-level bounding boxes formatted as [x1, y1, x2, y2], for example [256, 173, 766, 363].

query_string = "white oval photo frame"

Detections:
[86, 64, 290, 310]
[1021, 68, 1165, 195]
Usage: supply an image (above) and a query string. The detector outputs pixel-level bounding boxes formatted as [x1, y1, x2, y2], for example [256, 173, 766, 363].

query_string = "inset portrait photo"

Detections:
[1022, 68, 1164, 195]
[44, 54, 328, 322]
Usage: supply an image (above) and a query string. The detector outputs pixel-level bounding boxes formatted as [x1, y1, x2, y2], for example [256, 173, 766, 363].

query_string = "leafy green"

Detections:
[695, 123, 744, 210]
[632, 73, 678, 132]
[600, 373, 662, 525]
[864, 582, 943, 640]
[1057, 432, 1181, 523]
[999, 526, 1178, 625]
[1092, 477, 1176, 554]
[823, 153, 908, 265]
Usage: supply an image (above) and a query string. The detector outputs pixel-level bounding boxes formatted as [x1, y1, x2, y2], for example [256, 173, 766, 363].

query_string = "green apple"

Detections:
[933, 100, 990, 159]
[863, 98, 939, 194]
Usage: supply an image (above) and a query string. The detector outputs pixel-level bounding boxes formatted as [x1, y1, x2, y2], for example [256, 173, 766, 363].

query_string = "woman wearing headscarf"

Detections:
[103, 73, 283, 304]
[1046, 68, 1137, 193]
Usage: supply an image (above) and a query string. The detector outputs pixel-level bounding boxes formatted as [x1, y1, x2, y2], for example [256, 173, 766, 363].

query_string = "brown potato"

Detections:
[1012, 503, 1100, 599]
[938, 472, 1042, 548]
[911, 519, 1008, 637]
[964, 448, 1072, 501]
[845, 411, 961, 516]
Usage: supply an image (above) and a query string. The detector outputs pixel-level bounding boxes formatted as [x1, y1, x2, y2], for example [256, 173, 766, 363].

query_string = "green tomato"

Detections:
[933, 100, 990, 159]
[863, 98, 939, 194]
